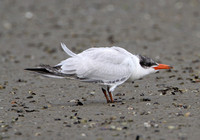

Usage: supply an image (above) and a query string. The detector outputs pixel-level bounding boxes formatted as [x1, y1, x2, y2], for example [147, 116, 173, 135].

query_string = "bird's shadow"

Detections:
[47, 98, 134, 107]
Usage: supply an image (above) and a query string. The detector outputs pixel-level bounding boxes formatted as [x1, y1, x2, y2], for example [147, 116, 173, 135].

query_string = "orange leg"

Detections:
[107, 87, 114, 103]
[102, 88, 110, 103]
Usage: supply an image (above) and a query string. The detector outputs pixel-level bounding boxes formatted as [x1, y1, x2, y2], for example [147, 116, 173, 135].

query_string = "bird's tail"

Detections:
[61, 43, 76, 57]
[25, 64, 73, 79]
[25, 43, 77, 78]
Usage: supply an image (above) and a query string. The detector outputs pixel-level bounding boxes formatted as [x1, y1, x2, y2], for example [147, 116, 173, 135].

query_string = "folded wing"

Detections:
[60, 47, 134, 89]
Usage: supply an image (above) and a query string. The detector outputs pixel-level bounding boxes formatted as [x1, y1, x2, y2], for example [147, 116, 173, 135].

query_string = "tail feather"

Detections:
[25, 65, 75, 79]
[26, 43, 77, 79]
[24, 67, 50, 75]
[61, 43, 76, 57]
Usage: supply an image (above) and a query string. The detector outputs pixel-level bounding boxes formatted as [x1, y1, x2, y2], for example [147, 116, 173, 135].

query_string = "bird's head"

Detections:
[134, 55, 173, 79]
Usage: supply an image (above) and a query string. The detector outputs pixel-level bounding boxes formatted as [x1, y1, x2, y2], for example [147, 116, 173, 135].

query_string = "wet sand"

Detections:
[0, 0, 200, 140]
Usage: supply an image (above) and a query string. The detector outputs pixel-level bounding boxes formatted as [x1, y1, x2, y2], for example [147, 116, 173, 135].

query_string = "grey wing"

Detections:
[78, 59, 132, 84]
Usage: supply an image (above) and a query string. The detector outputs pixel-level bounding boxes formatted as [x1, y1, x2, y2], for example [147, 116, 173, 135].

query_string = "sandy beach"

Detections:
[0, 0, 200, 139]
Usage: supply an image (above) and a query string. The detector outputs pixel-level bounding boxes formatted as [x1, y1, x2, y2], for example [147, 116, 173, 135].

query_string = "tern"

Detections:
[25, 43, 172, 103]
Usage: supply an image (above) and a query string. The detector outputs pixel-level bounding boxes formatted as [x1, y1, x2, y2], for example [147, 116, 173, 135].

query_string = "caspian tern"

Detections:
[25, 43, 172, 103]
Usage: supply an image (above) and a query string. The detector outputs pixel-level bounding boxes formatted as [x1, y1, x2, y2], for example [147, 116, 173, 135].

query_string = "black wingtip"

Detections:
[24, 68, 40, 71]
[24, 67, 51, 74]
[24, 68, 32, 71]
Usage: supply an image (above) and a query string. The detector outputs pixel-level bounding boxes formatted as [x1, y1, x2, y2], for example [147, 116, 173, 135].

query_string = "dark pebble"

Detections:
[177, 77, 183, 80]
[153, 102, 160, 105]
[71, 110, 78, 112]
[123, 126, 128, 129]
[140, 93, 145, 96]
[54, 118, 61, 121]
[107, 35, 115, 44]
[11, 105, 17, 107]
[141, 98, 151, 102]
[17, 79, 27, 83]
[76, 101, 83, 106]
[15, 132, 22, 135]
[140, 111, 149, 115]
[129, 97, 135, 100]
[63, 122, 68, 124]
[31, 92, 36, 95]
[16, 109, 23, 113]
[23, 106, 29, 109]
[169, 75, 175, 78]
[18, 114, 24, 117]
[115, 93, 125, 96]
[183, 105, 188, 109]
[73, 121, 80, 124]
[27, 96, 33, 99]
[171, 92, 176, 95]
[42, 106, 48, 109]
[158, 89, 168, 95]
[136, 135, 141, 140]
[77, 117, 82, 120]
[29, 100, 36, 103]
[25, 109, 38, 113]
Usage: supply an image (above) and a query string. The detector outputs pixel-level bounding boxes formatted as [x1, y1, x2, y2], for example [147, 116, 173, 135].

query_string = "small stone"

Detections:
[81, 133, 86, 136]
[35, 132, 41, 136]
[144, 122, 151, 128]
[25, 12, 33, 19]
[80, 119, 87, 124]
[168, 125, 175, 130]
[11, 100, 17, 104]
[127, 107, 133, 110]
[70, 99, 76, 103]
[127, 120, 133, 122]
[89, 122, 96, 127]
[109, 104, 115, 107]
[28, 90, 36, 95]
[110, 125, 116, 130]
[89, 91, 95, 95]
[116, 127, 122, 131]
[0, 85, 5, 89]
[110, 116, 117, 120]
[184, 112, 191, 117]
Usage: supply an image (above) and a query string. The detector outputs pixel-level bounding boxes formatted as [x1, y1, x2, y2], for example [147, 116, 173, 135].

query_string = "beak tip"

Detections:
[153, 64, 173, 70]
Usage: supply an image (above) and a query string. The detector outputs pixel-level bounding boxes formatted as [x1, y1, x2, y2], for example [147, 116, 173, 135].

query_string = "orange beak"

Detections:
[153, 64, 173, 70]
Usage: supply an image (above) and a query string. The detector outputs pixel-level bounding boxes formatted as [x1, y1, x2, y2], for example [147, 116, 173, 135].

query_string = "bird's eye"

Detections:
[139, 55, 157, 68]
